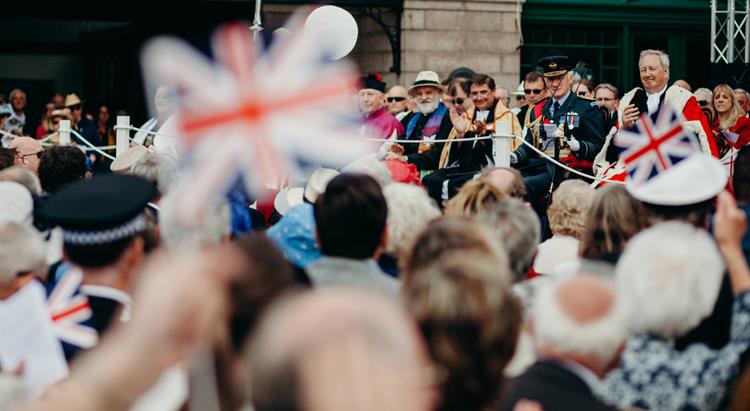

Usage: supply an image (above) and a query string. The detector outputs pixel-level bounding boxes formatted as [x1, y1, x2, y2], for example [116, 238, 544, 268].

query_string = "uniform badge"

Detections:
[563, 112, 580, 129]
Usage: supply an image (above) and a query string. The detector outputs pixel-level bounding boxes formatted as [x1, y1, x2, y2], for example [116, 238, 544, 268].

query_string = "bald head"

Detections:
[557, 276, 615, 324]
[532, 274, 628, 375]
[249, 289, 434, 411]
[7, 137, 42, 174]
[482, 167, 525, 198]
[673, 79, 691, 92]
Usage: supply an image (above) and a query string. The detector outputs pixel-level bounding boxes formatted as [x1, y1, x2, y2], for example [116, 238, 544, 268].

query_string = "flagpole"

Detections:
[250, 0, 263, 42]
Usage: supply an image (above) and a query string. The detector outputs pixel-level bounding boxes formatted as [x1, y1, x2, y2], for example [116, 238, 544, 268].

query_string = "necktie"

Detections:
[552, 101, 560, 116]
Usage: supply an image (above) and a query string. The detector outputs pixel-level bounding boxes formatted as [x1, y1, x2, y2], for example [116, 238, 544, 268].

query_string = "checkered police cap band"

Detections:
[62, 214, 147, 246]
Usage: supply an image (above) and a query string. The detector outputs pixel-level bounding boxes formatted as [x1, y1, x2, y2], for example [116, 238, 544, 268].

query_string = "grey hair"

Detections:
[382, 183, 441, 259]
[158, 193, 231, 251]
[0, 223, 47, 284]
[734, 88, 750, 100]
[533, 274, 628, 364]
[477, 198, 541, 282]
[130, 151, 178, 196]
[342, 154, 392, 187]
[0, 166, 42, 195]
[638, 49, 670, 72]
[694, 87, 713, 101]
[616, 221, 724, 339]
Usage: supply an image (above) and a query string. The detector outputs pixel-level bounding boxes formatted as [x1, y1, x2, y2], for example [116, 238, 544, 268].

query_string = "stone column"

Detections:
[400, 0, 524, 90]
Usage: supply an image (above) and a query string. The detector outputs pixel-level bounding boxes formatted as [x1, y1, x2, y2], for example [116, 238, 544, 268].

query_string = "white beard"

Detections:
[416, 100, 439, 115]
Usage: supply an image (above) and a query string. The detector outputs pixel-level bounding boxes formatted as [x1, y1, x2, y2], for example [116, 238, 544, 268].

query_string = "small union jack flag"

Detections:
[141, 11, 371, 219]
[614, 105, 700, 186]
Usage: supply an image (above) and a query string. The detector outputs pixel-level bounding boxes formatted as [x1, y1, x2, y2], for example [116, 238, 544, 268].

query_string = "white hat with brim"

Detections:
[512, 81, 525, 96]
[304, 168, 340, 203]
[110, 145, 149, 173]
[626, 154, 728, 206]
[274, 187, 305, 216]
[408, 71, 445, 95]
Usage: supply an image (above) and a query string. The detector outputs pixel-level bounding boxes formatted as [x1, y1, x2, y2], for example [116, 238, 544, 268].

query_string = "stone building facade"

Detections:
[267, 0, 524, 91]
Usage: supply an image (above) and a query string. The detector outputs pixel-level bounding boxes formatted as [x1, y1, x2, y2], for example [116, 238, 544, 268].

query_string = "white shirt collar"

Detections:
[646, 84, 668, 98]
[646, 85, 668, 115]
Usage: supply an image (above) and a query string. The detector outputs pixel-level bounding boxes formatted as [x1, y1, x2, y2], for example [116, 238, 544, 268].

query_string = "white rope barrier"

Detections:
[512, 136, 626, 185]
[40, 132, 59, 143]
[0, 128, 21, 141]
[82, 145, 117, 151]
[364, 134, 501, 143]
[110, 124, 624, 184]
[114, 124, 174, 141]
[69, 129, 116, 160]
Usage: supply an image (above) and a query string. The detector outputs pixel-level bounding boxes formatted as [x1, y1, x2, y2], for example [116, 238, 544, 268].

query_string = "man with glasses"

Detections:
[517, 71, 548, 125]
[7, 137, 42, 174]
[511, 56, 605, 211]
[64, 93, 103, 149]
[384, 85, 412, 122]
[594, 83, 620, 129]
[411, 74, 521, 203]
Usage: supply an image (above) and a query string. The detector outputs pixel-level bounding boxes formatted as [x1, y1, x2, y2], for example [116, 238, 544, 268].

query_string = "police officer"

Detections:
[510, 56, 605, 209]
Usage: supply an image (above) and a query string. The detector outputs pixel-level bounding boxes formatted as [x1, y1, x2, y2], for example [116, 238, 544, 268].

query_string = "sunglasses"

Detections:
[524, 89, 543, 95]
[19, 151, 43, 160]
[451, 98, 465, 105]
[577, 91, 588, 96]
[386, 97, 406, 103]
[68, 104, 82, 111]
[698, 100, 709, 107]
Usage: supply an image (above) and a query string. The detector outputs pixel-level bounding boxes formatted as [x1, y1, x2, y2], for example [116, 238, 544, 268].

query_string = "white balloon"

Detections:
[304, 5, 359, 60]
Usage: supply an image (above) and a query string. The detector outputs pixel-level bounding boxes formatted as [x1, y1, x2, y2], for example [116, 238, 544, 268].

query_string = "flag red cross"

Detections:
[621, 114, 685, 169]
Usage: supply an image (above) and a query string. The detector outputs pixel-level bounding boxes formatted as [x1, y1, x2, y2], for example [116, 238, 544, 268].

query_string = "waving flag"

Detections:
[141, 12, 371, 219]
[614, 105, 700, 186]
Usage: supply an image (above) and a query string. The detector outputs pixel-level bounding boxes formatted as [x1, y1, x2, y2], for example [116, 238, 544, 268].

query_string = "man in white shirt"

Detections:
[593, 49, 718, 182]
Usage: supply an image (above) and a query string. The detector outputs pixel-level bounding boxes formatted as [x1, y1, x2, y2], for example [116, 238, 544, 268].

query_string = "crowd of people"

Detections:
[0, 44, 750, 411]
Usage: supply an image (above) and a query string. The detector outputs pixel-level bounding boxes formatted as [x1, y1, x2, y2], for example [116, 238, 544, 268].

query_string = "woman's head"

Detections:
[579, 185, 645, 259]
[548, 180, 595, 239]
[403, 252, 521, 411]
[444, 178, 507, 218]
[401, 217, 509, 287]
[713, 83, 744, 130]
[382, 183, 441, 261]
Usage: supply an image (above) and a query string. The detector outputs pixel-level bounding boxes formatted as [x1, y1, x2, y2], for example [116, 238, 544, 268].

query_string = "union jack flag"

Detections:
[614, 105, 700, 186]
[47, 268, 98, 350]
[141, 12, 371, 219]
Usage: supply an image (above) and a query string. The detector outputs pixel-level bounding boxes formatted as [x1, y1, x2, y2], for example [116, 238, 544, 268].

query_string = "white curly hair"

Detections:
[382, 183, 441, 259]
[615, 221, 725, 339]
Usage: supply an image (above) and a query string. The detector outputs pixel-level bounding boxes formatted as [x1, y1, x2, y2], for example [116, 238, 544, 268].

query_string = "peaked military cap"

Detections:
[537, 55, 573, 78]
[36, 174, 156, 246]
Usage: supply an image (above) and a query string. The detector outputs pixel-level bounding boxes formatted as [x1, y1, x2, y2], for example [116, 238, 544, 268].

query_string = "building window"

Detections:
[521, 24, 621, 86]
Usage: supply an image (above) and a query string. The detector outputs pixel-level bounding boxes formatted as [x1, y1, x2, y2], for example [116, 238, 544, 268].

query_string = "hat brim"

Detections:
[626, 154, 727, 206]
[408, 82, 445, 95]
[542, 70, 569, 78]
[274, 187, 305, 216]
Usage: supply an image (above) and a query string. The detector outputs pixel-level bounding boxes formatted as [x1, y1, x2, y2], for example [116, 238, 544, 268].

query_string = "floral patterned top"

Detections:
[598, 291, 750, 411]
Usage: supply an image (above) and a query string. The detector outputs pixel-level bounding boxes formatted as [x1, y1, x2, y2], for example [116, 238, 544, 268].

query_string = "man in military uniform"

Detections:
[510, 56, 605, 209]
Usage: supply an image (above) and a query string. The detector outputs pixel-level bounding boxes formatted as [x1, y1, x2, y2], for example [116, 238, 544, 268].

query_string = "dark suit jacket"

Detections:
[514, 93, 605, 166]
[500, 360, 616, 411]
[408, 102, 497, 173]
